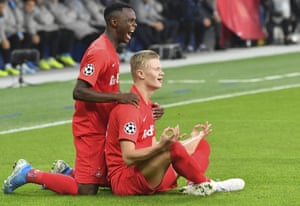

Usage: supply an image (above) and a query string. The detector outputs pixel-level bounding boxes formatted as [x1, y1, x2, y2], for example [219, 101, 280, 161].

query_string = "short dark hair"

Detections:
[104, 3, 133, 22]
[0, 0, 5, 4]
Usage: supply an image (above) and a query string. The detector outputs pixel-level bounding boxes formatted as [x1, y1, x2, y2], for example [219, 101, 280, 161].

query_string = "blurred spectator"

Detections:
[46, 0, 98, 66]
[180, 0, 212, 52]
[200, 0, 224, 50]
[291, 0, 300, 34]
[81, 0, 106, 33]
[129, 0, 177, 49]
[22, 0, 64, 70]
[0, 0, 26, 76]
[156, 0, 180, 44]
[0, 0, 18, 76]
[63, 0, 103, 44]
[265, 0, 295, 45]
[101, 0, 126, 6]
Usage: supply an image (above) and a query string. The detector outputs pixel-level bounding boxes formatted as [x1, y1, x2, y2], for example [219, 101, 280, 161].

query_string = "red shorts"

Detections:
[110, 165, 178, 195]
[74, 134, 109, 186]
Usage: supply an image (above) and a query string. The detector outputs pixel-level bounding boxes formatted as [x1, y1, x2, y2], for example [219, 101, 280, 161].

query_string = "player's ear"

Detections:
[110, 17, 118, 28]
[136, 69, 145, 80]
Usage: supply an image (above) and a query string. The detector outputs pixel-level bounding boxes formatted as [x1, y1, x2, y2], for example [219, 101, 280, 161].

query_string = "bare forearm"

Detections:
[121, 141, 166, 166]
[73, 79, 139, 106]
[73, 87, 120, 103]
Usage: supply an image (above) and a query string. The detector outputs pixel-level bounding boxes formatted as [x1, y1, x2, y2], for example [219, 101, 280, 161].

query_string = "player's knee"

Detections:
[78, 184, 99, 195]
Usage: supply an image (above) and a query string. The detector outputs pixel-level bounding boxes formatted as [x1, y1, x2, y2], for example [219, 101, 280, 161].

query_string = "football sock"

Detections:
[191, 138, 210, 174]
[184, 139, 211, 184]
[26, 169, 78, 195]
[68, 169, 75, 178]
[170, 142, 209, 183]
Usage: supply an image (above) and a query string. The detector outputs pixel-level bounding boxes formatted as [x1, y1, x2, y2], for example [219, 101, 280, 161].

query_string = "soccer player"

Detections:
[69, 2, 139, 195]
[2, 3, 162, 196]
[105, 50, 245, 196]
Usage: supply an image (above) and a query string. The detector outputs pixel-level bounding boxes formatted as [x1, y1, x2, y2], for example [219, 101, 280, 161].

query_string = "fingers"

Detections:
[152, 107, 164, 120]
[196, 122, 211, 130]
[162, 127, 174, 138]
[152, 103, 164, 120]
[163, 122, 212, 141]
[174, 124, 179, 134]
[163, 126, 179, 138]
[190, 122, 213, 137]
[129, 93, 140, 107]
[152, 102, 159, 107]
[179, 133, 187, 139]
[121, 93, 140, 107]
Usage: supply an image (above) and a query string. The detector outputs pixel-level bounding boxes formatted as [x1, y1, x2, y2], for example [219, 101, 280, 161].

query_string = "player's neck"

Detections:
[104, 30, 119, 49]
[134, 83, 154, 104]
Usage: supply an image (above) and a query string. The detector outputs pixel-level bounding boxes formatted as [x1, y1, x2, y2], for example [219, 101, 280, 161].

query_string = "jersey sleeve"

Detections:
[78, 49, 108, 87]
[117, 105, 140, 144]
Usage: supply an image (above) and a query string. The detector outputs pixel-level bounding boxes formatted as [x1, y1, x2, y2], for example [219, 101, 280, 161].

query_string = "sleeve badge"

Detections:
[83, 64, 94, 76]
[124, 122, 136, 135]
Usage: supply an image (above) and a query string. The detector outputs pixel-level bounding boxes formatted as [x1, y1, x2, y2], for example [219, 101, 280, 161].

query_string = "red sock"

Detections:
[170, 142, 208, 183]
[26, 169, 78, 195]
[191, 138, 210, 174]
[69, 169, 75, 178]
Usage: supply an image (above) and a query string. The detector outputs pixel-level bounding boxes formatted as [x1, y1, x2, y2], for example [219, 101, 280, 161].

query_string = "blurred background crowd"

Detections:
[0, 0, 300, 77]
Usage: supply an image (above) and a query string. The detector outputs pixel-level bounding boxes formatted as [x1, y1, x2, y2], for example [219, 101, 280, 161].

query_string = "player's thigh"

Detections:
[74, 134, 107, 184]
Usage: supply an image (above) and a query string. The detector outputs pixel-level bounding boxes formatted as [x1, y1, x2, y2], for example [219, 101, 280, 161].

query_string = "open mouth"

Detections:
[126, 31, 134, 40]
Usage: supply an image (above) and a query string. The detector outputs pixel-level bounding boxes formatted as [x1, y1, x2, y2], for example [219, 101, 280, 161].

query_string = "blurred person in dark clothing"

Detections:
[264, 0, 295, 45]
[200, 0, 224, 50]
[22, 0, 65, 70]
[129, 0, 178, 49]
[180, 0, 212, 52]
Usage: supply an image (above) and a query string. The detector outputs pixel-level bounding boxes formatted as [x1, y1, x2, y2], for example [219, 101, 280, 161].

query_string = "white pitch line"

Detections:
[0, 120, 71, 135]
[121, 80, 206, 84]
[167, 80, 206, 84]
[122, 72, 300, 85]
[219, 72, 300, 83]
[1, 83, 300, 135]
[163, 83, 300, 108]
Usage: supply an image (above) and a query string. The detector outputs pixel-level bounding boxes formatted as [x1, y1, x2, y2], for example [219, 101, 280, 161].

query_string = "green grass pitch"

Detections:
[0, 52, 299, 206]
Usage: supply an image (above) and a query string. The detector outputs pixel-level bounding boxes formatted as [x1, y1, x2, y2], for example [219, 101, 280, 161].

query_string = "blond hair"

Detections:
[130, 50, 160, 80]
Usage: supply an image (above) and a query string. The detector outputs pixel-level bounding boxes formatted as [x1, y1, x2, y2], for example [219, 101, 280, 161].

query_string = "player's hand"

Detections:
[118, 92, 140, 107]
[152, 102, 164, 120]
[189, 122, 212, 139]
[159, 125, 180, 148]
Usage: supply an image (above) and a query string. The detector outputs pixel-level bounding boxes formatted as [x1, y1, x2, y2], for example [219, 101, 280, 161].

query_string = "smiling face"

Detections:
[143, 58, 164, 90]
[130, 50, 164, 92]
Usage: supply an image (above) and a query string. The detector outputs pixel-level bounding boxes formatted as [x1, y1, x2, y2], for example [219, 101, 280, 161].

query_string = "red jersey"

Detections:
[106, 85, 155, 180]
[72, 34, 120, 136]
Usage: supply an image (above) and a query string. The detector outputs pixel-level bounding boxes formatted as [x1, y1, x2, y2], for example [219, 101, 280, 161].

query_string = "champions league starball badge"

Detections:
[83, 64, 95, 76]
[124, 122, 136, 135]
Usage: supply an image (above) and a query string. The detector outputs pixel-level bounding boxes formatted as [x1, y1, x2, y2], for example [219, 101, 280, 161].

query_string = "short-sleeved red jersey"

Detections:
[72, 34, 120, 136]
[106, 85, 155, 180]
